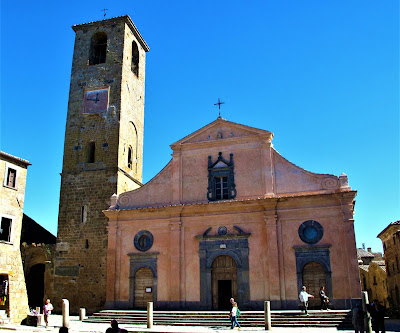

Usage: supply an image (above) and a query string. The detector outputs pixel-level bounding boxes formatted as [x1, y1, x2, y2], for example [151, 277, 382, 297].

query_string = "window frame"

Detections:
[0, 214, 14, 244]
[3, 163, 18, 190]
[207, 152, 237, 202]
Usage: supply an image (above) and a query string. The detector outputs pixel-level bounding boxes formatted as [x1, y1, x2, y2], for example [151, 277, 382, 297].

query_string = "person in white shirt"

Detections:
[299, 286, 314, 315]
[43, 299, 54, 328]
[230, 302, 241, 330]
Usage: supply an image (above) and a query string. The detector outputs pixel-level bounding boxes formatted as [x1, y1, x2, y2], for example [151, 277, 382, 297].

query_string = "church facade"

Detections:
[104, 118, 361, 310]
[55, 15, 361, 313]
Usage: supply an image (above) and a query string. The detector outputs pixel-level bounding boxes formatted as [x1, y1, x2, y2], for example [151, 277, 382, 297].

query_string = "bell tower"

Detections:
[54, 15, 149, 312]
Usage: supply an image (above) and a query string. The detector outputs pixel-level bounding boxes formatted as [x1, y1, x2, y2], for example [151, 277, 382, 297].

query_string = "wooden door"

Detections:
[302, 262, 326, 308]
[212, 255, 237, 310]
[134, 267, 153, 309]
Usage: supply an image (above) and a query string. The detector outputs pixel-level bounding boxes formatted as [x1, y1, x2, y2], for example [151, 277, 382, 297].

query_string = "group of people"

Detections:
[352, 299, 386, 333]
[43, 293, 387, 332]
[298, 286, 330, 315]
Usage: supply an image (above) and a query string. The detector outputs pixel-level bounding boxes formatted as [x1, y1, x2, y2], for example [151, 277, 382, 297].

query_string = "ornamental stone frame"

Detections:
[197, 233, 250, 310]
[128, 253, 159, 309]
[294, 246, 332, 307]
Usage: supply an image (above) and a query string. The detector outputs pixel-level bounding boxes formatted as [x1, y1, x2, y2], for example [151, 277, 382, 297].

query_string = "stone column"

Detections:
[264, 301, 271, 330]
[169, 218, 182, 305]
[147, 302, 153, 328]
[62, 299, 69, 328]
[362, 291, 372, 333]
[79, 308, 86, 321]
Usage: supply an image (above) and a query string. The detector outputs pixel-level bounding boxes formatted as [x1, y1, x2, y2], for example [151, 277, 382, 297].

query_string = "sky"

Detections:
[0, 0, 398, 253]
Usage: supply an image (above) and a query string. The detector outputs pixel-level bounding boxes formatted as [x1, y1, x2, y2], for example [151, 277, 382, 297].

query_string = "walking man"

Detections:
[43, 299, 53, 328]
[299, 286, 314, 315]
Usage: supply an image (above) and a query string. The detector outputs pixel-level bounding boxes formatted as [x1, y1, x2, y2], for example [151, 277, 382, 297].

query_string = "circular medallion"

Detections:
[134, 230, 154, 252]
[298, 220, 323, 244]
[218, 226, 227, 235]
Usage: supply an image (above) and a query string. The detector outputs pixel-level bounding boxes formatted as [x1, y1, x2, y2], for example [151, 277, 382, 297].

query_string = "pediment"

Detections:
[170, 118, 273, 149]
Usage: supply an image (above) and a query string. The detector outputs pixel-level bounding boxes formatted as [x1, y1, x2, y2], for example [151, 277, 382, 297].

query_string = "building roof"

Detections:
[357, 248, 375, 259]
[359, 265, 369, 272]
[0, 151, 31, 166]
[72, 15, 150, 52]
[377, 220, 400, 238]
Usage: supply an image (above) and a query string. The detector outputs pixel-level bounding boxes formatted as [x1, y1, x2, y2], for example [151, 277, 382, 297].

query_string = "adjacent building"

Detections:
[378, 220, 400, 305]
[0, 151, 30, 323]
[358, 247, 387, 307]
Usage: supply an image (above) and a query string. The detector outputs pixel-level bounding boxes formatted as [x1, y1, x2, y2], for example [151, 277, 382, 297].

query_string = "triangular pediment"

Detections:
[213, 160, 228, 168]
[170, 118, 273, 149]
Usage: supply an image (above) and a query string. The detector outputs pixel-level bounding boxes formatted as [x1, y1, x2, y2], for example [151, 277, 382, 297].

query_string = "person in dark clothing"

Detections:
[105, 319, 128, 333]
[319, 286, 329, 310]
[368, 299, 386, 333]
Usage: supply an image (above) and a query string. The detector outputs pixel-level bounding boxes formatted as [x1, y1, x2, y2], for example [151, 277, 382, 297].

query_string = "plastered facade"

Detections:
[104, 119, 361, 310]
[378, 221, 400, 306]
[0, 151, 30, 323]
[55, 16, 149, 313]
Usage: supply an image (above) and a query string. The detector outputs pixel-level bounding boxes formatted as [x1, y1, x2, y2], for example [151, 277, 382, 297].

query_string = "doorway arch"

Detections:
[212, 255, 238, 310]
[302, 261, 326, 308]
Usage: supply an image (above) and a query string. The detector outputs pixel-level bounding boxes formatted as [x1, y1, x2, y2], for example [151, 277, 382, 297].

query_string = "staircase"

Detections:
[0, 310, 10, 325]
[84, 310, 353, 328]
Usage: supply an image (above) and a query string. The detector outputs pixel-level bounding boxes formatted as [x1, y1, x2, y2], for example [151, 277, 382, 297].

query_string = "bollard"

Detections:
[362, 291, 372, 333]
[147, 302, 153, 328]
[62, 299, 70, 328]
[79, 308, 86, 321]
[264, 301, 271, 330]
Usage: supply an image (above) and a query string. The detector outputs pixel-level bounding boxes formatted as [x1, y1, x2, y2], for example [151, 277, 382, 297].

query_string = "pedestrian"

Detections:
[59, 327, 69, 333]
[105, 319, 128, 333]
[299, 286, 314, 315]
[230, 301, 241, 330]
[43, 299, 53, 328]
[368, 299, 386, 333]
[352, 304, 364, 333]
[319, 286, 329, 310]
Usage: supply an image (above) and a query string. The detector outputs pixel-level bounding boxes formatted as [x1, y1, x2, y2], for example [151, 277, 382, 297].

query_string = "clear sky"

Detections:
[1, 0, 398, 253]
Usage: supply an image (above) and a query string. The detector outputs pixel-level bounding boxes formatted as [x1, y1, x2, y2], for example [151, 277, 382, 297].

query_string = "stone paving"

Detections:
[0, 315, 399, 333]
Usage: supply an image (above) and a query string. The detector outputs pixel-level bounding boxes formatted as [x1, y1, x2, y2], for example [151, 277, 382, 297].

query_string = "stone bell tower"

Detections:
[54, 15, 149, 313]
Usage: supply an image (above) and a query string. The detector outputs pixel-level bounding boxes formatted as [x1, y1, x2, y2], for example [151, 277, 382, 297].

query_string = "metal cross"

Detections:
[101, 8, 109, 17]
[214, 98, 225, 118]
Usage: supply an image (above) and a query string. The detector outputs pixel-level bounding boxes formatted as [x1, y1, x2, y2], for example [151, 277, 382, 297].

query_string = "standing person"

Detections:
[230, 302, 241, 330]
[352, 304, 365, 333]
[43, 299, 53, 328]
[299, 286, 314, 315]
[105, 319, 128, 333]
[368, 299, 386, 333]
[319, 286, 329, 310]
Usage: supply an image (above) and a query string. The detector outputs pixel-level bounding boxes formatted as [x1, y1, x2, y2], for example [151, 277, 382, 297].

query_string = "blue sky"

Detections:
[1, 0, 398, 252]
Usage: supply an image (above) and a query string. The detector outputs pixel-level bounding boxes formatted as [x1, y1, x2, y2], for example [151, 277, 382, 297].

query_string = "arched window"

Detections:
[131, 41, 139, 77]
[89, 32, 107, 65]
[129, 122, 139, 172]
[88, 142, 95, 163]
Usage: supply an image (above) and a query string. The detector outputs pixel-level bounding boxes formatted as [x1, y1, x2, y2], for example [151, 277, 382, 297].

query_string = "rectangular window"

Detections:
[215, 176, 228, 200]
[3, 164, 18, 189]
[0, 217, 12, 242]
[88, 142, 95, 163]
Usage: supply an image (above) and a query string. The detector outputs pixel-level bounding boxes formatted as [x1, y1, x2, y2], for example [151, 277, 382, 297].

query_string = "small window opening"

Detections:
[128, 146, 133, 169]
[85, 239, 89, 249]
[131, 41, 139, 77]
[89, 32, 107, 65]
[0, 217, 12, 242]
[88, 142, 95, 163]
[6, 168, 16, 188]
[81, 205, 88, 223]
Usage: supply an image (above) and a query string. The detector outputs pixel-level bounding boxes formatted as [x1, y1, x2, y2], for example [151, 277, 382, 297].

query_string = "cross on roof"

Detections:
[101, 8, 109, 17]
[214, 98, 225, 118]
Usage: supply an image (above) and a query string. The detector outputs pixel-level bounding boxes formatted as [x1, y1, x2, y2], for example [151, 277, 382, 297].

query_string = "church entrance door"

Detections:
[212, 255, 237, 310]
[134, 267, 153, 309]
[302, 261, 326, 308]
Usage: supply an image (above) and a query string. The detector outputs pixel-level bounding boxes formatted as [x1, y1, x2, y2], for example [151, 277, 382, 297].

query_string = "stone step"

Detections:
[84, 310, 353, 328]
